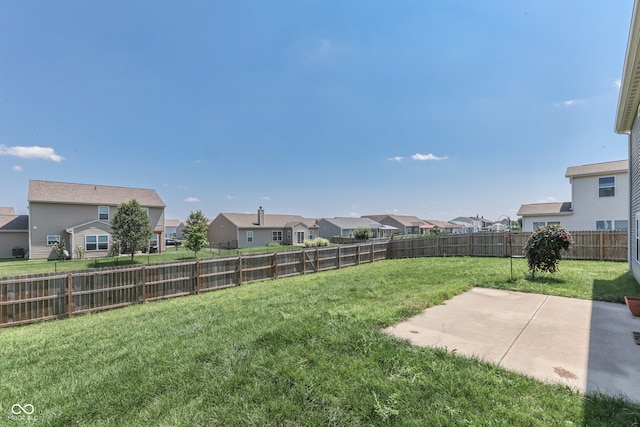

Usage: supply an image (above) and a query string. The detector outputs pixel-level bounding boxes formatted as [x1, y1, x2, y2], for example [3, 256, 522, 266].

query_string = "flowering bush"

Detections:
[523, 224, 572, 278]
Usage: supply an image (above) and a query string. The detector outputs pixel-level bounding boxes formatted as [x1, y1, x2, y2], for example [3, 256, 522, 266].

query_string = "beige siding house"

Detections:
[208, 207, 318, 249]
[28, 180, 166, 260]
[518, 160, 628, 232]
[0, 207, 29, 259]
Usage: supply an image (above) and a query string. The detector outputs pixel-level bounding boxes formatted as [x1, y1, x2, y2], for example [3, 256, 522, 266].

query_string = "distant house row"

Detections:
[0, 180, 507, 260]
[0, 160, 629, 260]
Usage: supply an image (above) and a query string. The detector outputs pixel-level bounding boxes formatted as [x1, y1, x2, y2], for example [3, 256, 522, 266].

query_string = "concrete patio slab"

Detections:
[383, 287, 640, 402]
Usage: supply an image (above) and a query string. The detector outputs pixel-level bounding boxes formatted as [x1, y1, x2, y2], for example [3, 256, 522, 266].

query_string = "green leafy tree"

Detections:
[524, 224, 572, 278]
[111, 199, 153, 262]
[353, 227, 373, 240]
[183, 210, 209, 257]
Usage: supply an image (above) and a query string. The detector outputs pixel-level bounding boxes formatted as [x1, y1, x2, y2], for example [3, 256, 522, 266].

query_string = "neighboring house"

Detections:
[615, 0, 640, 280]
[362, 214, 428, 235]
[28, 180, 166, 260]
[0, 207, 29, 259]
[165, 219, 181, 238]
[317, 217, 386, 240]
[449, 216, 494, 232]
[517, 160, 629, 232]
[208, 207, 318, 248]
[423, 219, 464, 234]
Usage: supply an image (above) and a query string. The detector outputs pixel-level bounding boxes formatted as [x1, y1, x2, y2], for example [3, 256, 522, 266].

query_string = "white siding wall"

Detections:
[568, 172, 629, 230]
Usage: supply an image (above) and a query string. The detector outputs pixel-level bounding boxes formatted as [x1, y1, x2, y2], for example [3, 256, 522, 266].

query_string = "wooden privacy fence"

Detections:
[0, 231, 627, 327]
[0, 242, 389, 327]
[388, 231, 628, 261]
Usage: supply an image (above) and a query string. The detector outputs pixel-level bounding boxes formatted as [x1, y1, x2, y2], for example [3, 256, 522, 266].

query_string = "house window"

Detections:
[596, 220, 613, 230]
[98, 206, 109, 220]
[47, 235, 60, 246]
[86, 235, 109, 251]
[308, 229, 314, 240]
[296, 231, 305, 244]
[247, 231, 253, 243]
[598, 177, 615, 197]
[142, 207, 149, 216]
[272, 231, 283, 241]
[615, 220, 629, 230]
[532, 222, 545, 230]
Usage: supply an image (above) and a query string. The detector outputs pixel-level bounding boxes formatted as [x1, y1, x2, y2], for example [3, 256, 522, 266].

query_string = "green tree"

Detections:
[183, 210, 209, 257]
[523, 224, 572, 278]
[352, 227, 373, 240]
[111, 199, 153, 261]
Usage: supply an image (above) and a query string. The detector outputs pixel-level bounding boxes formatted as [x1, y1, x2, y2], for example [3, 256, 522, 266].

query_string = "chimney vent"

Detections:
[258, 206, 264, 226]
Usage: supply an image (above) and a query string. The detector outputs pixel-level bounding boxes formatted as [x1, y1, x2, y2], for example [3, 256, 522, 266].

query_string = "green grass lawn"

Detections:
[1, 257, 639, 425]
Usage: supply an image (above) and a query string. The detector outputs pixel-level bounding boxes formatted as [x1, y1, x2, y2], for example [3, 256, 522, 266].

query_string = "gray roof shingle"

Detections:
[517, 202, 573, 216]
[28, 180, 165, 207]
[565, 160, 628, 178]
[0, 215, 28, 231]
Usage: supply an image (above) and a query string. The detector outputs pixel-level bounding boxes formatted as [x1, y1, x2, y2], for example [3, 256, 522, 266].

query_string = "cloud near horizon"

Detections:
[0, 145, 64, 162]
[412, 153, 448, 161]
[388, 156, 404, 162]
[184, 197, 200, 203]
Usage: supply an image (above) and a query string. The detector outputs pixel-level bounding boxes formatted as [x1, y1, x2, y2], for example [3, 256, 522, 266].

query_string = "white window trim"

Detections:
[98, 206, 109, 221]
[47, 235, 60, 246]
[85, 235, 109, 251]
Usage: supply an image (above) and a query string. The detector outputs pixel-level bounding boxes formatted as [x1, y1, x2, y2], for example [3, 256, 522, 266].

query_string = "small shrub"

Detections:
[524, 224, 572, 278]
[353, 227, 373, 240]
[304, 238, 330, 247]
[267, 242, 281, 247]
[74, 244, 86, 260]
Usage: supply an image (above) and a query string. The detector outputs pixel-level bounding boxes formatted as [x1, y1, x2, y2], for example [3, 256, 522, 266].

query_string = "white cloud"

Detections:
[614, 79, 621, 88]
[411, 153, 448, 161]
[537, 196, 558, 203]
[556, 99, 582, 108]
[388, 156, 404, 162]
[0, 145, 64, 162]
[12, 165, 22, 171]
[184, 197, 200, 203]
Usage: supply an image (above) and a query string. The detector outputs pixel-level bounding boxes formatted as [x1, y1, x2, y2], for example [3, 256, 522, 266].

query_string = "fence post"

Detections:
[273, 253, 278, 279]
[302, 251, 306, 275]
[66, 273, 73, 318]
[370, 242, 374, 262]
[238, 256, 243, 285]
[338, 246, 342, 269]
[600, 231, 604, 260]
[195, 259, 201, 294]
[140, 266, 146, 303]
[357, 244, 361, 265]
[316, 247, 320, 271]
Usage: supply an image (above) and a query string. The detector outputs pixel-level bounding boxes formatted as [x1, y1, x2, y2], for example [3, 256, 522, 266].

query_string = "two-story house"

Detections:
[517, 160, 629, 232]
[28, 180, 166, 259]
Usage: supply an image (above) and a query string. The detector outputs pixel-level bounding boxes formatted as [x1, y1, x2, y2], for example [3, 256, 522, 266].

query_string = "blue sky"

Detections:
[0, 1, 632, 222]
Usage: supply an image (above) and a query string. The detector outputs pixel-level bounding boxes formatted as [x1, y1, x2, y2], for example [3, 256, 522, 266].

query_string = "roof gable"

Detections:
[0, 214, 28, 231]
[28, 180, 165, 207]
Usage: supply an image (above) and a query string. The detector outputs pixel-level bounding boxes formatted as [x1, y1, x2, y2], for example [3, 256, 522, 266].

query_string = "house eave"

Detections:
[615, 0, 640, 134]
